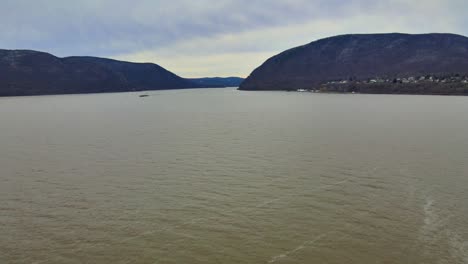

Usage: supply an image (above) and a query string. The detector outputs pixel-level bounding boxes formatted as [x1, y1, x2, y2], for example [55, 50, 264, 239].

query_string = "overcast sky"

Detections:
[1, 0, 467, 77]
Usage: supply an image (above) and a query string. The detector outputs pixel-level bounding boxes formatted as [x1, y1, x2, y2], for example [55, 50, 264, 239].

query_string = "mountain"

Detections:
[0, 49, 196, 96]
[188, 77, 244, 87]
[239, 33, 468, 94]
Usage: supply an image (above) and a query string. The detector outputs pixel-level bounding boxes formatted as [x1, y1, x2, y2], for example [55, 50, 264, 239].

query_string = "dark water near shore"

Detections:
[1, 88, 467, 264]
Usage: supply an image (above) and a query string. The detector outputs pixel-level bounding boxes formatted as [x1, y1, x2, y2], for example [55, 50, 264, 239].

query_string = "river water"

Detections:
[1, 88, 467, 263]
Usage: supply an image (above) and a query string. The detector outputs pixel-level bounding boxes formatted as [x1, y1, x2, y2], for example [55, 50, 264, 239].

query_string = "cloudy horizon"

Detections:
[1, 0, 467, 78]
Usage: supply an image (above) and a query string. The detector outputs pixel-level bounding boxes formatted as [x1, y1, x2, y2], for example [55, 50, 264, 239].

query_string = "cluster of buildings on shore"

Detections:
[325, 75, 468, 85]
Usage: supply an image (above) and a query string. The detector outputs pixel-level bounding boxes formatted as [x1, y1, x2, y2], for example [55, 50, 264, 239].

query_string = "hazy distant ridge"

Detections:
[188, 77, 244, 87]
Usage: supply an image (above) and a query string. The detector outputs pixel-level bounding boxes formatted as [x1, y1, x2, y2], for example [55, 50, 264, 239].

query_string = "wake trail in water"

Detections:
[267, 218, 365, 263]
[268, 231, 333, 263]
[419, 196, 468, 264]
[265, 170, 380, 264]
[30, 178, 352, 264]
[117, 178, 351, 264]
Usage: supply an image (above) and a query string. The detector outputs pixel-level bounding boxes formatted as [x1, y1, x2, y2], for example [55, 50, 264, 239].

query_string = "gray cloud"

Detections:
[1, 0, 467, 77]
[0, 0, 323, 53]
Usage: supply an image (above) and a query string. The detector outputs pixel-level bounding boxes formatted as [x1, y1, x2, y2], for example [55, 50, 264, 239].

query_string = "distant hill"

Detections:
[239, 33, 468, 94]
[188, 77, 244, 87]
[0, 49, 197, 96]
